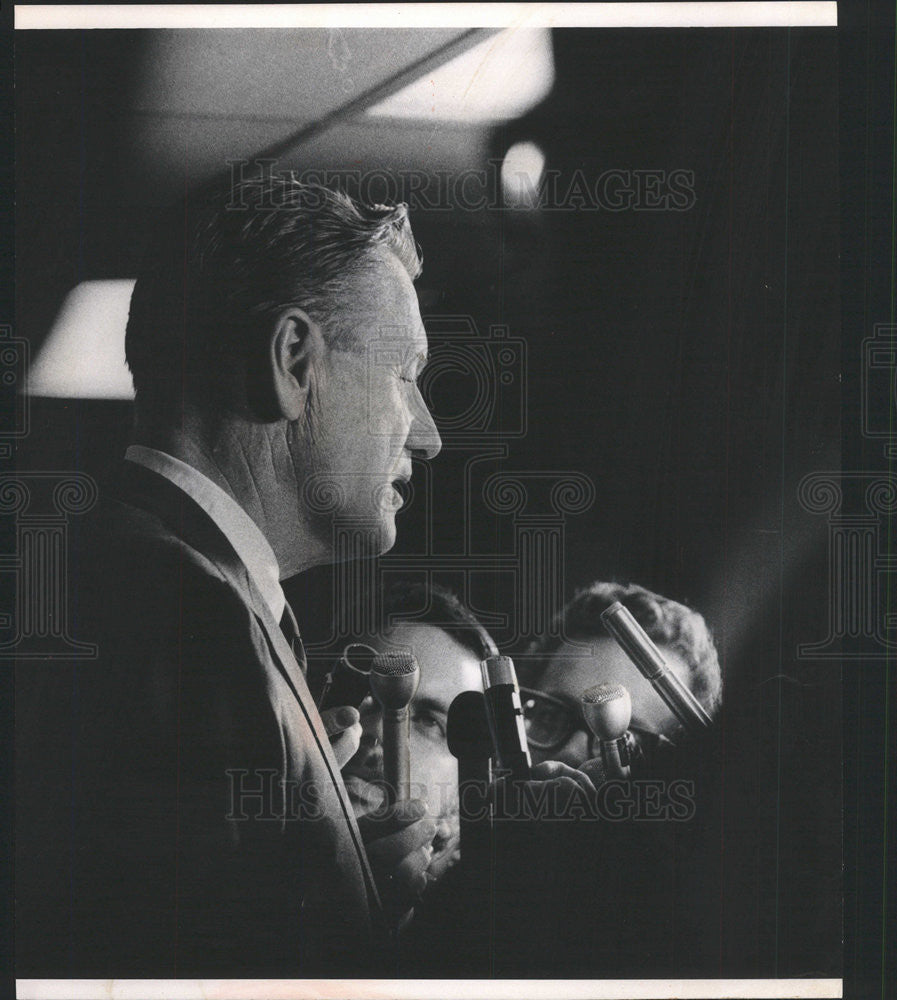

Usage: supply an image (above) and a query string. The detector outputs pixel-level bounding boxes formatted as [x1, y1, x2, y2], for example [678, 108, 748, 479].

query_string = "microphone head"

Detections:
[581, 683, 632, 741]
[369, 651, 420, 709]
[481, 654, 519, 689]
[447, 690, 493, 760]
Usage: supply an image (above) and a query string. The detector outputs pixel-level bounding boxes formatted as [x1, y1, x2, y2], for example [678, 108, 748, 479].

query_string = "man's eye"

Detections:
[399, 374, 417, 386]
[412, 711, 446, 739]
[525, 702, 567, 728]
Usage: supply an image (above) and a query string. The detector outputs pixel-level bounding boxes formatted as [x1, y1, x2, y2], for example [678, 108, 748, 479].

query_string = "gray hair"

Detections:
[125, 178, 422, 417]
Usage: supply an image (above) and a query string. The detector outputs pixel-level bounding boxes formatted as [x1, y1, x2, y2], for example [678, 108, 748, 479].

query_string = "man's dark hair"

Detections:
[381, 581, 498, 662]
[524, 580, 722, 718]
[125, 177, 422, 420]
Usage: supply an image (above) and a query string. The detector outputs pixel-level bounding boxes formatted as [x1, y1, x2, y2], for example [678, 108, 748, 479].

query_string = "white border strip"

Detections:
[15, 3, 838, 31]
[16, 979, 844, 999]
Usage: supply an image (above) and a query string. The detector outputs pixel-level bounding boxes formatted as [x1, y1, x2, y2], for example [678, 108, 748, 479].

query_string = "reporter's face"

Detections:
[531, 637, 691, 765]
[342, 623, 482, 877]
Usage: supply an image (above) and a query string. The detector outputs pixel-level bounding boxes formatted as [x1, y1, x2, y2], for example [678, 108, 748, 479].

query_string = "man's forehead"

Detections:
[362, 274, 428, 354]
[403, 298, 428, 354]
[544, 640, 631, 686]
[392, 624, 480, 683]
[371, 246, 422, 306]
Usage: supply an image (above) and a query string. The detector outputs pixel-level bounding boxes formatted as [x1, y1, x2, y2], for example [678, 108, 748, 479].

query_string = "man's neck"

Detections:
[131, 407, 329, 577]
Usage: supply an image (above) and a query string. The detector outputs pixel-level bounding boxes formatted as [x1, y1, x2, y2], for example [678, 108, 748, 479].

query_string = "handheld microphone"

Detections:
[369, 651, 420, 805]
[447, 690, 493, 843]
[581, 682, 633, 781]
[446, 689, 494, 974]
[481, 654, 532, 781]
[317, 642, 377, 711]
[600, 601, 712, 734]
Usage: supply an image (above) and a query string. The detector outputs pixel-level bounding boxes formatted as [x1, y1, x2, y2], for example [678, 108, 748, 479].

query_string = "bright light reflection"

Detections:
[368, 28, 555, 124]
[27, 280, 136, 399]
[501, 140, 547, 209]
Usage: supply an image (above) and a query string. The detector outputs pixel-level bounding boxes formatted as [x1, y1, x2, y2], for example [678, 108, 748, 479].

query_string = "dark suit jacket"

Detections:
[16, 461, 383, 977]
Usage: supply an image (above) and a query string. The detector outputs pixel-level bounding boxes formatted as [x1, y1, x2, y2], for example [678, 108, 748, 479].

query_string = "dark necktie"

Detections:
[279, 600, 308, 676]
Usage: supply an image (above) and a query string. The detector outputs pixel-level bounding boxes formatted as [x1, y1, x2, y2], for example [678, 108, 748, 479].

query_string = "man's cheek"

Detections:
[410, 742, 438, 796]
[432, 752, 462, 814]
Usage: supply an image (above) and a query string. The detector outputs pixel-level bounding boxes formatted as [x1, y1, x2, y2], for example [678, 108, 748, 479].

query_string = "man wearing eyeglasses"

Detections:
[520, 581, 722, 769]
[332, 582, 601, 977]
[489, 581, 724, 977]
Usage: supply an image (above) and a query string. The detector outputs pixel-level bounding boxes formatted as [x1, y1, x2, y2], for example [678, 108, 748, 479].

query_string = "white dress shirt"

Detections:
[125, 444, 286, 623]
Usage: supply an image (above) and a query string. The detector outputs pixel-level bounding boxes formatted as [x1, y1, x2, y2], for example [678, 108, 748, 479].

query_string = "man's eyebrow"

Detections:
[410, 695, 446, 715]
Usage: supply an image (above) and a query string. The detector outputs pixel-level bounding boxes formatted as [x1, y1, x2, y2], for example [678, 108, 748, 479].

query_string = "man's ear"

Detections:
[267, 308, 324, 421]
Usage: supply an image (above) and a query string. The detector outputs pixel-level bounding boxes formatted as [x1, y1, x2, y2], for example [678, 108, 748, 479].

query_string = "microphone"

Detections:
[317, 642, 377, 711]
[369, 651, 420, 805]
[481, 654, 532, 781]
[581, 682, 633, 781]
[447, 690, 493, 858]
[600, 601, 712, 734]
[446, 689, 494, 975]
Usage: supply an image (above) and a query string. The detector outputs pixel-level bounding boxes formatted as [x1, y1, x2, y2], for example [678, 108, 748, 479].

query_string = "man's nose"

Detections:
[407, 393, 442, 461]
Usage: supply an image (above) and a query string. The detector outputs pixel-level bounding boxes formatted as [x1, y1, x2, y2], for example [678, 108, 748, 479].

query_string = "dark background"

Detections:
[11, 23, 848, 985]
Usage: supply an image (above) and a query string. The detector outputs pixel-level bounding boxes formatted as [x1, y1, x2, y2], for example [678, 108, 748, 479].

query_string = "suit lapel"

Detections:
[115, 460, 383, 913]
[223, 577, 386, 914]
[247, 586, 382, 909]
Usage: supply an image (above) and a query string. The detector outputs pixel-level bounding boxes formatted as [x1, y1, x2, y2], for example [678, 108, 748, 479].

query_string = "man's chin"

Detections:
[328, 517, 397, 561]
[378, 518, 397, 555]
[378, 502, 400, 550]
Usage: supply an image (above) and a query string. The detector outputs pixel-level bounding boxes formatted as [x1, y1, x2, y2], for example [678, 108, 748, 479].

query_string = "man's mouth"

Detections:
[391, 476, 411, 507]
[342, 772, 386, 814]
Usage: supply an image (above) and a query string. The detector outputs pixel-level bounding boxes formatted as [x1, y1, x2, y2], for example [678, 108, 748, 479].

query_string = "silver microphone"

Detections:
[481, 654, 532, 781]
[369, 651, 420, 805]
[581, 682, 633, 781]
[600, 601, 712, 734]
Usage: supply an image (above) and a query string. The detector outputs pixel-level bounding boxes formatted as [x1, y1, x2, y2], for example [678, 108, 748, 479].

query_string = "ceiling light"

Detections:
[27, 281, 136, 399]
[368, 27, 554, 124]
[501, 140, 546, 209]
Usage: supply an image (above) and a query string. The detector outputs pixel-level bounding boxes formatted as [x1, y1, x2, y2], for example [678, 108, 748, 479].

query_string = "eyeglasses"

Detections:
[520, 686, 667, 765]
[520, 686, 597, 756]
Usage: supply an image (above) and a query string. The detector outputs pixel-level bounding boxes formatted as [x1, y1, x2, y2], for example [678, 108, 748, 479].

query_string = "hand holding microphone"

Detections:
[360, 650, 433, 920]
[369, 650, 420, 805]
[481, 654, 599, 818]
[579, 682, 632, 784]
[357, 798, 436, 917]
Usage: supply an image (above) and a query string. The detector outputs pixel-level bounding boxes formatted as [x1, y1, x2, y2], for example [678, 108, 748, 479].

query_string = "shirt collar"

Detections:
[124, 445, 286, 623]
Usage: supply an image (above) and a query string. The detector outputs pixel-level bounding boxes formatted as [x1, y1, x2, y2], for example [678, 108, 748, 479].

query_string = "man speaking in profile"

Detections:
[23, 180, 442, 977]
